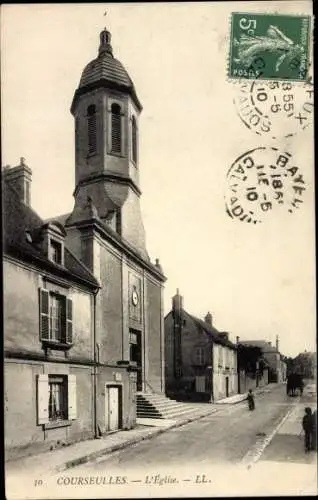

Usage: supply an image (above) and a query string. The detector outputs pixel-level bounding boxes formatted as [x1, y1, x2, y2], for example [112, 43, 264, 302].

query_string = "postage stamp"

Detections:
[234, 81, 314, 139]
[228, 13, 311, 81]
[225, 147, 306, 224]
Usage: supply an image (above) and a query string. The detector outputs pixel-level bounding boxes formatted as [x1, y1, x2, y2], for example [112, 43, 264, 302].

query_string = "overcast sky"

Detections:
[2, 1, 315, 357]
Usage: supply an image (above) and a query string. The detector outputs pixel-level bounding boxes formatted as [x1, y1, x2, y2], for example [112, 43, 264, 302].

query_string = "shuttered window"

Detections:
[36, 374, 77, 424]
[111, 103, 122, 154]
[131, 115, 137, 163]
[39, 289, 73, 345]
[87, 104, 97, 155]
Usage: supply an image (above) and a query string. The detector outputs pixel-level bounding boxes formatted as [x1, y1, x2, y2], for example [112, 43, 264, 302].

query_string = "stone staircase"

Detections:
[136, 392, 213, 420]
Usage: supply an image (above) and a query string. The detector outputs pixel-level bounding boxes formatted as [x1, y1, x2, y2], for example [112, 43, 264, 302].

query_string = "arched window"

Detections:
[87, 105, 97, 155]
[111, 103, 122, 154]
[131, 116, 137, 164]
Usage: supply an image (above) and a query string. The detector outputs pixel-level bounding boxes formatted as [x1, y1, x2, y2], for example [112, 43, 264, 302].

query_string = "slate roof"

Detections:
[240, 340, 279, 353]
[72, 30, 142, 112]
[44, 200, 165, 282]
[182, 310, 237, 350]
[3, 180, 99, 289]
[80, 55, 134, 90]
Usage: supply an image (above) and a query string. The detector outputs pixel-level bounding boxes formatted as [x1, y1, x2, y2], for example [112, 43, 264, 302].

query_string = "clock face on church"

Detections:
[131, 288, 139, 307]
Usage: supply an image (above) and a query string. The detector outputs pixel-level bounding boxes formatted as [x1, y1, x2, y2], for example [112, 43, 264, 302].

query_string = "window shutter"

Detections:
[39, 288, 50, 340]
[111, 104, 122, 153]
[37, 374, 49, 424]
[68, 375, 77, 420]
[66, 298, 73, 344]
[87, 115, 97, 154]
[132, 116, 137, 163]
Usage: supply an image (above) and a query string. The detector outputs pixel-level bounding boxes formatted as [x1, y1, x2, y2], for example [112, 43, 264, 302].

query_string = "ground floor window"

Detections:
[37, 373, 77, 425]
[48, 376, 67, 421]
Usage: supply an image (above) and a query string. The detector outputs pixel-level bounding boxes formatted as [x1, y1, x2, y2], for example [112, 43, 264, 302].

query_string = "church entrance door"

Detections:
[129, 329, 142, 391]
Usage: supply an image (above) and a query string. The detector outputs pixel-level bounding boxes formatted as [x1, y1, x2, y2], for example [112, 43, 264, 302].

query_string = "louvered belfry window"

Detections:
[111, 103, 122, 154]
[87, 104, 97, 155]
[132, 116, 137, 163]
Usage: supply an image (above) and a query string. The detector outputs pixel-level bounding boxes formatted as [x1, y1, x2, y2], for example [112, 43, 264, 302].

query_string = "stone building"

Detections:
[239, 337, 286, 383]
[165, 290, 238, 402]
[62, 26, 166, 399]
[3, 27, 166, 458]
[236, 340, 269, 393]
[3, 162, 103, 459]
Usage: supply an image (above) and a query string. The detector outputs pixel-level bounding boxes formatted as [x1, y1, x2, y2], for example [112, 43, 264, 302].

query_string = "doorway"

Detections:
[129, 329, 142, 391]
[105, 385, 122, 431]
[225, 377, 229, 397]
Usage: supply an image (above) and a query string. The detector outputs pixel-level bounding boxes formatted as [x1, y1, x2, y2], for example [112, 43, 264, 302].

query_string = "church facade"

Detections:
[3, 28, 165, 459]
[64, 26, 166, 405]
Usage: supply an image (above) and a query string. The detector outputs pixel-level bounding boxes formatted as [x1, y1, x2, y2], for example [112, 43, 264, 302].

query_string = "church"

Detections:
[3, 27, 166, 458]
[63, 27, 166, 396]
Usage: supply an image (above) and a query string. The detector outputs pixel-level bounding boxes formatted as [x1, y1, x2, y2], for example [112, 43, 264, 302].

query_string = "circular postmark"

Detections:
[234, 80, 314, 139]
[225, 147, 306, 224]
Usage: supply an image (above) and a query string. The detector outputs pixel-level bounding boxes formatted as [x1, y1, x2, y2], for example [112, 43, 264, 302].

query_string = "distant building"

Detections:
[164, 290, 238, 402]
[236, 341, 269, 393]
[293, 351, 317, 379]
[239, 337, 286, 383]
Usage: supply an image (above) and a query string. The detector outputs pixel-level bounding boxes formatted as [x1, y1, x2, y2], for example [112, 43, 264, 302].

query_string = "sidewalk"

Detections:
[215, 382, 279, 404]
[5, 383, 281, 479]
[250, 400, 317, 495]
[5, 407, 218, 479]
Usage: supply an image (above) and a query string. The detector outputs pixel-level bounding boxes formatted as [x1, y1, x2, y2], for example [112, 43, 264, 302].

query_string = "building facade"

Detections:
[3, 166, 104, 459]
[63, 27, 166, 398]
[164, 290, 238, 402]
[237, 341, 269, 393]
[3, 27, 166, 459]
[240, 338, 286, 384]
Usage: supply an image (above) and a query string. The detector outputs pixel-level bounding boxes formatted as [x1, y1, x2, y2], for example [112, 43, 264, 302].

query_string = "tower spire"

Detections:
[98, 27, 113, 57]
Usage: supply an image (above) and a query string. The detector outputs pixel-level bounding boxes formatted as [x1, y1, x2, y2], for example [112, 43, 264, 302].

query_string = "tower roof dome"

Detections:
[71, 28, 142, 114]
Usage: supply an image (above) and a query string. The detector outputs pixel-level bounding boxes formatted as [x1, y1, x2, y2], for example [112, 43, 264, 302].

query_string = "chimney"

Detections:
[276, 335, 279, 351]
[236, 336, 240, 344]
[172, 288, 183, 312]
[219, 332, 229, 340]
[155, 258, 163, 273]
[204, 311, 213, 326]
[3, 157, 32, 207]
[268, 341, 272, 346]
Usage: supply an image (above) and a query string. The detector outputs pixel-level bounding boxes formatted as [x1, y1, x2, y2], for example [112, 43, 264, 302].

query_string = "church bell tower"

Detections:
[68, 28, 147, 256]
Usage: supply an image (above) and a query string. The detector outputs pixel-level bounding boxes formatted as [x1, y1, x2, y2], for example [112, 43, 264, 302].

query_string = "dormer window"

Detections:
[40, 222, 66, 266]
[50, 239, 62, 264]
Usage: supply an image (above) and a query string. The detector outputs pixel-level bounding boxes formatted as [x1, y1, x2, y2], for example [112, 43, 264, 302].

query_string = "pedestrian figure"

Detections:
[299, 378, 304, 396]
[247, 389, 255, 411]
[312, 410, 317, 452]
[302, 407, 314, 452]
